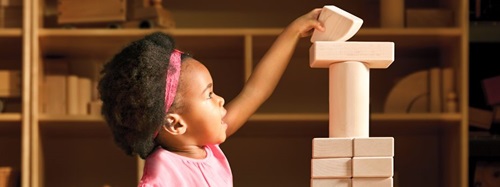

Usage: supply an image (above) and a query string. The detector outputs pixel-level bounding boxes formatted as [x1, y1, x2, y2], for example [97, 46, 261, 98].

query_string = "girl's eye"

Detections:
[208, 92, 213, 99]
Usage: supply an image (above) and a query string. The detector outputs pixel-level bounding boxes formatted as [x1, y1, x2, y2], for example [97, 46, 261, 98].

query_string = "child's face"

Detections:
[177, 58, 228, 145]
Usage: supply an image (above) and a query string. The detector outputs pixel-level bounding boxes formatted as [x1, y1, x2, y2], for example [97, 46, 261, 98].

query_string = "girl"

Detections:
[98, 8, 324, 187]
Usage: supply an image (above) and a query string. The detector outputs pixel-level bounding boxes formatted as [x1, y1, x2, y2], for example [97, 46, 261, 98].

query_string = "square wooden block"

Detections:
[353, 137, 394, 157]
[311, 178, 351, 187]
[312, 158, 352, 178]
[352, 177, 393, 187]
[313, 138, 353, 158]
[352, 157, 393, 177]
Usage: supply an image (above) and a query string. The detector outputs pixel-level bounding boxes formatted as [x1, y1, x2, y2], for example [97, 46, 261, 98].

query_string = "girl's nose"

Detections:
[218, 95, 225, 107]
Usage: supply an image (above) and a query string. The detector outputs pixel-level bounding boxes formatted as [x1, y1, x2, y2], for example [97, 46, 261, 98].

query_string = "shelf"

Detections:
[39, 114, 103, 122]
[250, 113, 461, 121]
[0, 29, 22, 36]
[0, 113, 22, 121]
[37, 113, 461, 124]
[38, 27, 463, 38]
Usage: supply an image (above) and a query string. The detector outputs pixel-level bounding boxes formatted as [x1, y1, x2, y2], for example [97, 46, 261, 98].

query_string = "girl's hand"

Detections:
[287, 8, 325, 38]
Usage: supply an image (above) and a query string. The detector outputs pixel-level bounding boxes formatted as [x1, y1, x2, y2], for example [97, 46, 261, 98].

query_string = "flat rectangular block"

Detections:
[313, 138, 353, 158]
[353, 137, 394, 157]
[311, 178, 351, 187]
[312, 158, 352, 178]
[310, 41, 394, 69]
[352, 177, 393, 187]
[58, 0, 126, 24]
[352, 157, 393, 177]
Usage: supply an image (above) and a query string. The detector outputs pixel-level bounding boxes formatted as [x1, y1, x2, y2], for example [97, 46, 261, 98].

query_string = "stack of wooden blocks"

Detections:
[309, 6, 395, 187]
[42, 58, 101, 115]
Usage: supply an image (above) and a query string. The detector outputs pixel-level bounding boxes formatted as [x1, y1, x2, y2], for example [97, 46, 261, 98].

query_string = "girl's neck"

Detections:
[162, 144, 207, 159]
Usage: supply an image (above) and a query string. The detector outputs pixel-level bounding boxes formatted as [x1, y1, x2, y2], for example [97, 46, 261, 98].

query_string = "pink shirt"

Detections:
[138, 144, 233, 187]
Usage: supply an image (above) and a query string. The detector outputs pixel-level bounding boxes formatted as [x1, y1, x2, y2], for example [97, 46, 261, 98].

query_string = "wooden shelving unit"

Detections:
[0, 0, 471, 186]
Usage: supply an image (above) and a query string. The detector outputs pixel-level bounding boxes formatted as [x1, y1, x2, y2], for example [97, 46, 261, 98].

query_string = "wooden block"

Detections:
[311, 178, 351, 187]
[406, 9, 453, 28]
[380, 0, 405, 28]
[43, 59, 69, 115]
[309, 41, 394, 69]
[311, 158, 352, 178]
[352, 177, 393, 187]
[89, 100, 102, 116]
[313, 138, 353, 158]
[57, 0, 126, 24]
[44, 75, 67, 114]
[441, 68, 457, 113]
[353, 137, 394, 157]
[429, 68, 441, 113]
[66, 75, 79, 115]
[0, 70, 21, 97]
[482, 75, 500, 106]
[328, 61, 370, 138]
[78, 77, 92, 115]
[311, 5, 363, 42]
[494, 105, 500, 124]
[384, 70, 428, 113]
[469, 107, 493, 130]
[352, 157, 393, 177]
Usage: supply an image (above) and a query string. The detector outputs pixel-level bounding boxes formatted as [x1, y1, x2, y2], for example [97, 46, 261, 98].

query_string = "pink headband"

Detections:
[154, 49, 182, 139]
[165, 49, 182, 113]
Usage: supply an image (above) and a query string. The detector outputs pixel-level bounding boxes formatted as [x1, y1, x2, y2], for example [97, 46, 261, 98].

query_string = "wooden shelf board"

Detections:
[0, 29, 22, 36]
[37, 113, 461, 123]
[38, 28, 463, 37]
[39, 114, 103, 122]
[250, 113, 461, 122]
[0, 113, 22, 121]
[39, 119, 110, 138]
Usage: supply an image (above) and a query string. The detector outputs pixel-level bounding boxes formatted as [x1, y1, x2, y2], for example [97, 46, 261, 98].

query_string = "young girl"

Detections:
[98, 8, 324, 187]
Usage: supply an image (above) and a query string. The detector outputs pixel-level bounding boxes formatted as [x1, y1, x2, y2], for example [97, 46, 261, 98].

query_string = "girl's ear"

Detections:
[162, 113, 187, 135]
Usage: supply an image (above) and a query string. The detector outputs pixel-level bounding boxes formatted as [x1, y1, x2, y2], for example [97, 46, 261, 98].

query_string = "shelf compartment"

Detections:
[0, 121, 22, 177]
[39, 123, 137, 187]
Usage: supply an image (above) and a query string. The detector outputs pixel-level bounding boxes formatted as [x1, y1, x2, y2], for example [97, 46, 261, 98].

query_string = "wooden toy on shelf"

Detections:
[57, 0, 175, 28]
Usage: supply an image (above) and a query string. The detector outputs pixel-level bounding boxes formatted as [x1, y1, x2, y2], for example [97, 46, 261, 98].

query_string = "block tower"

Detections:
[309, 6, 395, 187]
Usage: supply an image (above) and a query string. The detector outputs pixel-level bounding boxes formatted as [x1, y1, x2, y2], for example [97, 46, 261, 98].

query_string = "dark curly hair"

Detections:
[98, 32, 189, 159]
